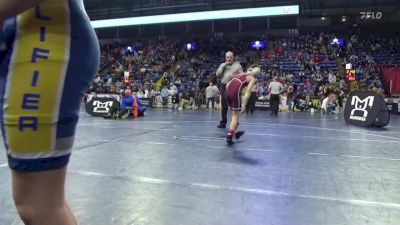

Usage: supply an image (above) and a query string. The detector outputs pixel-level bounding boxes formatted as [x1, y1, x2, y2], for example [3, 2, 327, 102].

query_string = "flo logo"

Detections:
[360, 12, 382, 20]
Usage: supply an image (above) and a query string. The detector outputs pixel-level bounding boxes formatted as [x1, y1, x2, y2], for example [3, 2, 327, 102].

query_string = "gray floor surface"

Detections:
[1, 109, 400, 225]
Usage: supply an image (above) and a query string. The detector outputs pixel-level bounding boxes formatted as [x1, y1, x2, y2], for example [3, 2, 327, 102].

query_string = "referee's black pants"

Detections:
[246, 92, 257, 114]
[270, 94, 280, 115]
[219, 85, 228, 126]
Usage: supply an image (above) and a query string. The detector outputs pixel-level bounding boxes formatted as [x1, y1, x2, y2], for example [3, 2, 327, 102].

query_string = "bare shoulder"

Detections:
[245, 73, 256, 80]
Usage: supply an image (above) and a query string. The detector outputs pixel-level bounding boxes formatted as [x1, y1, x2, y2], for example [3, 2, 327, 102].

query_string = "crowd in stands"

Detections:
[89, 33, 400, 112]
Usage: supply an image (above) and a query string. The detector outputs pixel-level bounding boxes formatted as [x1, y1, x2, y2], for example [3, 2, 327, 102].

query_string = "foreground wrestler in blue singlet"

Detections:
[0, 0, 99, 224]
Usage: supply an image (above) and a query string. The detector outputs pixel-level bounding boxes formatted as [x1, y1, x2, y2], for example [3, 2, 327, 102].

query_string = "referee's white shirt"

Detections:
[269, 81, 283, 95]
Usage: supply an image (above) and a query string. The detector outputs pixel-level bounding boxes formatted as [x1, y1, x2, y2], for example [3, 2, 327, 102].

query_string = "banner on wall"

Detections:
[386, 103, 399, 115]
[255, 100, 270, 110]
[139, 98, 153, 108]
[383, 67, 400, 94]
[86, 94, 120, 103]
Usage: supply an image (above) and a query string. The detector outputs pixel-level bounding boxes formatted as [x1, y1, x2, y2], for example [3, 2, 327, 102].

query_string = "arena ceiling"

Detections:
[84, 0, 400, 20]
[86, 0, 400, 38]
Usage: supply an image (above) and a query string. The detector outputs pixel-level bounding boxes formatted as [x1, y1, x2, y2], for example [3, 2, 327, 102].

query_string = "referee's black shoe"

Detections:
[218, 124, 226, 128]
[226, 134, 234, 145]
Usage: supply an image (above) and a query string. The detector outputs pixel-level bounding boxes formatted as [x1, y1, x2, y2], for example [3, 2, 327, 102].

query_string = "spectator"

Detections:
[161, 85, 170, 108]
[321, 94, 339, 114]
[93, 33, 394, 108]
[205, 82, 220, 110]
[328, 71, 337, 84]
[339, 78, 348, 93]
[286, 83, 295, 111]
[178, 92, 189, 110]
[120, 90, 147, 118]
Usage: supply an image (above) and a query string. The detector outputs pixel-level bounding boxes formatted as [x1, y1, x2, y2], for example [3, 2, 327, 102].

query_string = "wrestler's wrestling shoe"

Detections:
[226, 134, 234, 145]
[235, 131, 245, 140]
[120, 112, 130, 119]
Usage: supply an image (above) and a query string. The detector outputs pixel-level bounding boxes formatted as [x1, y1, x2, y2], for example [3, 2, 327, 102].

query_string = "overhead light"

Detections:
[341, 16, 347, 22]
[91, 5, 300, 28]
[321, 16, 326, 20]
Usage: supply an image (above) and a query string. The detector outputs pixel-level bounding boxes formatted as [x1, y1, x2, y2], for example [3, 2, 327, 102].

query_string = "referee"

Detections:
[216, 51, 243, 128]
[246, 82, 258, 114]
[269, 76, 283, 116]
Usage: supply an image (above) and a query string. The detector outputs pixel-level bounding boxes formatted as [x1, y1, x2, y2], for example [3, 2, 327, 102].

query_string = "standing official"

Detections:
[246, 82, 258, 114]
[269, 76, 283, 116]
[216, 51, 243, 128]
